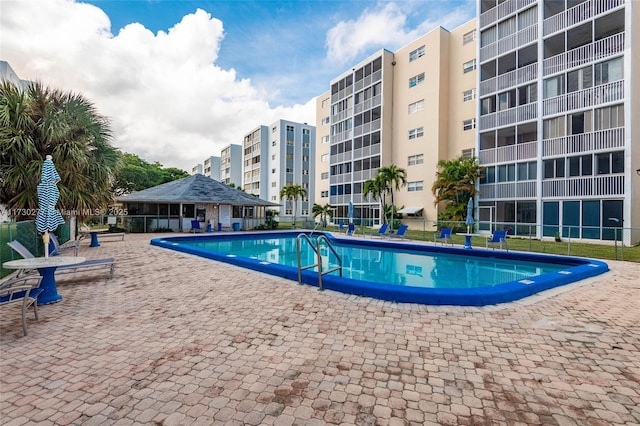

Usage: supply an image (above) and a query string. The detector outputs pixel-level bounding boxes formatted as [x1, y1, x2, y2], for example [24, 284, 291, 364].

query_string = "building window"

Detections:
[321, 172, 329, 179]
[461, 148, 475, 158]
[272, 126, 277, 133]
[409, 73, 425, 88]
[463, 119, 476, 131]
[408, 154, 424, 166]
[408, 100, 424, 114]
[271, 182, 276, 187]
[321, 191, 329, 197]
[271, 154, 276, 160]
[271, 196, 276, 201]
[463, 89, 476, 102]
[322, 135, 330, 144]
[409, 46, 425, 62]
[408, 127, 424, 139]
[302, 156, 309, 162]
[544, 158, 565, 179]
[322, 117, 331, 125]
[285, 209, 292, 215]
[463, 30, 477, 45]
[463, 59, 476, 74]
[272, 168, 276, 174]
[322, 98, 330, 108]
[407, 181, 424, 192]
[321, 154, 328, 162]
[302, 169, 309, 175]
[272, 141, 276, 146]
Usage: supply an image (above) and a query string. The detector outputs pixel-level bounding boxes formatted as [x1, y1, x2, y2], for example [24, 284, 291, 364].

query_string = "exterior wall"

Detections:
[203, 156, 221, 180]
[191, 164, 203, 175]
[315, 92, 331, 210]
[220, 144, 242, 187]
[320, 22, 478, 225]
[243, 125, 268, 197]
[477, 0, 637, 243]
[243, 120, 315, 219]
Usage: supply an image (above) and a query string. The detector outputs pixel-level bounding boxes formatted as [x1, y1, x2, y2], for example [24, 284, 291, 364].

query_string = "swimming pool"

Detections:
[151, 231, 608, 306]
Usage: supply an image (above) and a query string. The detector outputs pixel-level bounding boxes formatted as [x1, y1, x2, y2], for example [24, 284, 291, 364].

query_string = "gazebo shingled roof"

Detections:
[117, 174, 279, 207]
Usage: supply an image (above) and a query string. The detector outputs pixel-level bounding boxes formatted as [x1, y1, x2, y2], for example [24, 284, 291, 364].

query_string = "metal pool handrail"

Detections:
[296, 233, 342, 291]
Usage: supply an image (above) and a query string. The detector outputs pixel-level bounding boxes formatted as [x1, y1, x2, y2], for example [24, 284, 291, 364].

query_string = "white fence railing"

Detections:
[542, 127, 625, 157]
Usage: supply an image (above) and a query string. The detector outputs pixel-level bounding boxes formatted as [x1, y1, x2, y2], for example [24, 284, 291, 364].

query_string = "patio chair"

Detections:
[7, 241, 116, 278]
[346, 223, 357, 236]
[486, 230, 508, 251]
[372, 223, 389, 238]
[190, 220, 203, 233]
[389, 224, 409, 239]
[0, 275, 43, 336]
[49, 234, 80, 256]
[434, 228, 453, 246]
[338, 222, 346, 233]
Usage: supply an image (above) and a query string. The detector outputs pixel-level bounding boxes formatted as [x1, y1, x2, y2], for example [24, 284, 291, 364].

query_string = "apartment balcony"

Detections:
[331, 109, 352, 123]
[542, 127, 624, 157]
[353, 94, 382, 115]
[542, 80, 624, 116]
[479, 102, 537, 130]
[353, 143, 381, 161]
[353, 69, 382, 92]
[543, 0, 625, 36]
[353, 118, 381, 137]
[542, 174, 624, 197]
[479, 140, 537, 165]
[331, 129, 353, 144]
[480, 63, 537, 96]
[543, 32, 624, 76]
[480, 24, 538, 63]
[479, 0, 537, 29]
[479, 181, 536, 199]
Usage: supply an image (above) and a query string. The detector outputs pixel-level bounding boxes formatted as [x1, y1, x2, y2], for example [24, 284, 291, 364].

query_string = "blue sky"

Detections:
[2, 0, 475, 170]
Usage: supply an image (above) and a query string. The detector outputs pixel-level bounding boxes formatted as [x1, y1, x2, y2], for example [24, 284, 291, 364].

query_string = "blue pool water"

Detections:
[151, 231, 608, 306]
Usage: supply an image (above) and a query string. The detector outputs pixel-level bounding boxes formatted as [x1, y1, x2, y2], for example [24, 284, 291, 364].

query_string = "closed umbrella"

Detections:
[465, 198, 475, 233]
[347, 200, 354, 224]
[36, 155, 65, 258]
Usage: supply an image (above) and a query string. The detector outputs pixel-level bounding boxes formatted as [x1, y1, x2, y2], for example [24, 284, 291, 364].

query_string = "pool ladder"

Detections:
[296, 234, 342, 291]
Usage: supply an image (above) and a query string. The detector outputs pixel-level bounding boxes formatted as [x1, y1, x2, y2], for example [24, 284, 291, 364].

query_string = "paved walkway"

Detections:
[1, 233, 638, 425]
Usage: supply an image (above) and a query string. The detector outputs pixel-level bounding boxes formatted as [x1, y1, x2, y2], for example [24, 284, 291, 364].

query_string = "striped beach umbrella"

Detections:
[36, 155, 65, 257]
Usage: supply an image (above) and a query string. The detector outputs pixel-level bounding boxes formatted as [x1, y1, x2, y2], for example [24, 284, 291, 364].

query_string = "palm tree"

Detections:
[378, 165, 407, 231]
[312, 203, 333, 228]
[0, 81, 120, 220]
[279, 184, 306, 227]
[432, 157, 483, 221]
[363, 175, 385, 225]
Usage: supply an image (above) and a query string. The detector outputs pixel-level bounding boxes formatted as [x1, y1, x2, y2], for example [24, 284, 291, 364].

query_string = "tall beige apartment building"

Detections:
[315, 20, 478, 225]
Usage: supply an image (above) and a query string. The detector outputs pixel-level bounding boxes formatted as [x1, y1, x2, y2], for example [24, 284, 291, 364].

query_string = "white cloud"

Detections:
[325, 1, 473, 65]
[1, 0, 315, 171]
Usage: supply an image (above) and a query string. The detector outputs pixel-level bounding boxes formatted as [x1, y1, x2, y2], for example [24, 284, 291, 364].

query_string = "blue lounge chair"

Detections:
[373, 223, 389, 238]
[346, 223, 356, 236]
[434, 228, 453, 246]
[49, 234, 80, 256]
[7, 241, 116, 278]
[389, 224, 409, 239]
[486, 230, 508, 250]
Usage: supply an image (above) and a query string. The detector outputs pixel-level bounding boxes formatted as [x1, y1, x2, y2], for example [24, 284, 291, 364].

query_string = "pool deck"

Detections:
[1, 232, 638, 425]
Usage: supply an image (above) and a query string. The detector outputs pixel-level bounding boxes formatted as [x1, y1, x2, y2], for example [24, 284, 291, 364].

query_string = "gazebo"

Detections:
[117, 174, 280, 232]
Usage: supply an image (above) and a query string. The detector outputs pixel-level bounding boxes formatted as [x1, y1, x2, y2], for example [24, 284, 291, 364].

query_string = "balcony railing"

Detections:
[480, 24, 538, 63]
[543, 32, 624, 76]
[543, 174, 624, 197]
[480, 102, 537, 130]
[543, 80, 624, 116]
[479, 181, 536, 199]
[480, 0, 537, 29]
[542, 127, 625, 157]
[480, 63, 537, 96]
[543, 0, 624, 36]
[479, 140, 537, 165]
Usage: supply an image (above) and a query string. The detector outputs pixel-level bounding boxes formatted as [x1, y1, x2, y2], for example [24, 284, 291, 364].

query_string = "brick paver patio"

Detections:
[1, 233, 639, 425]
